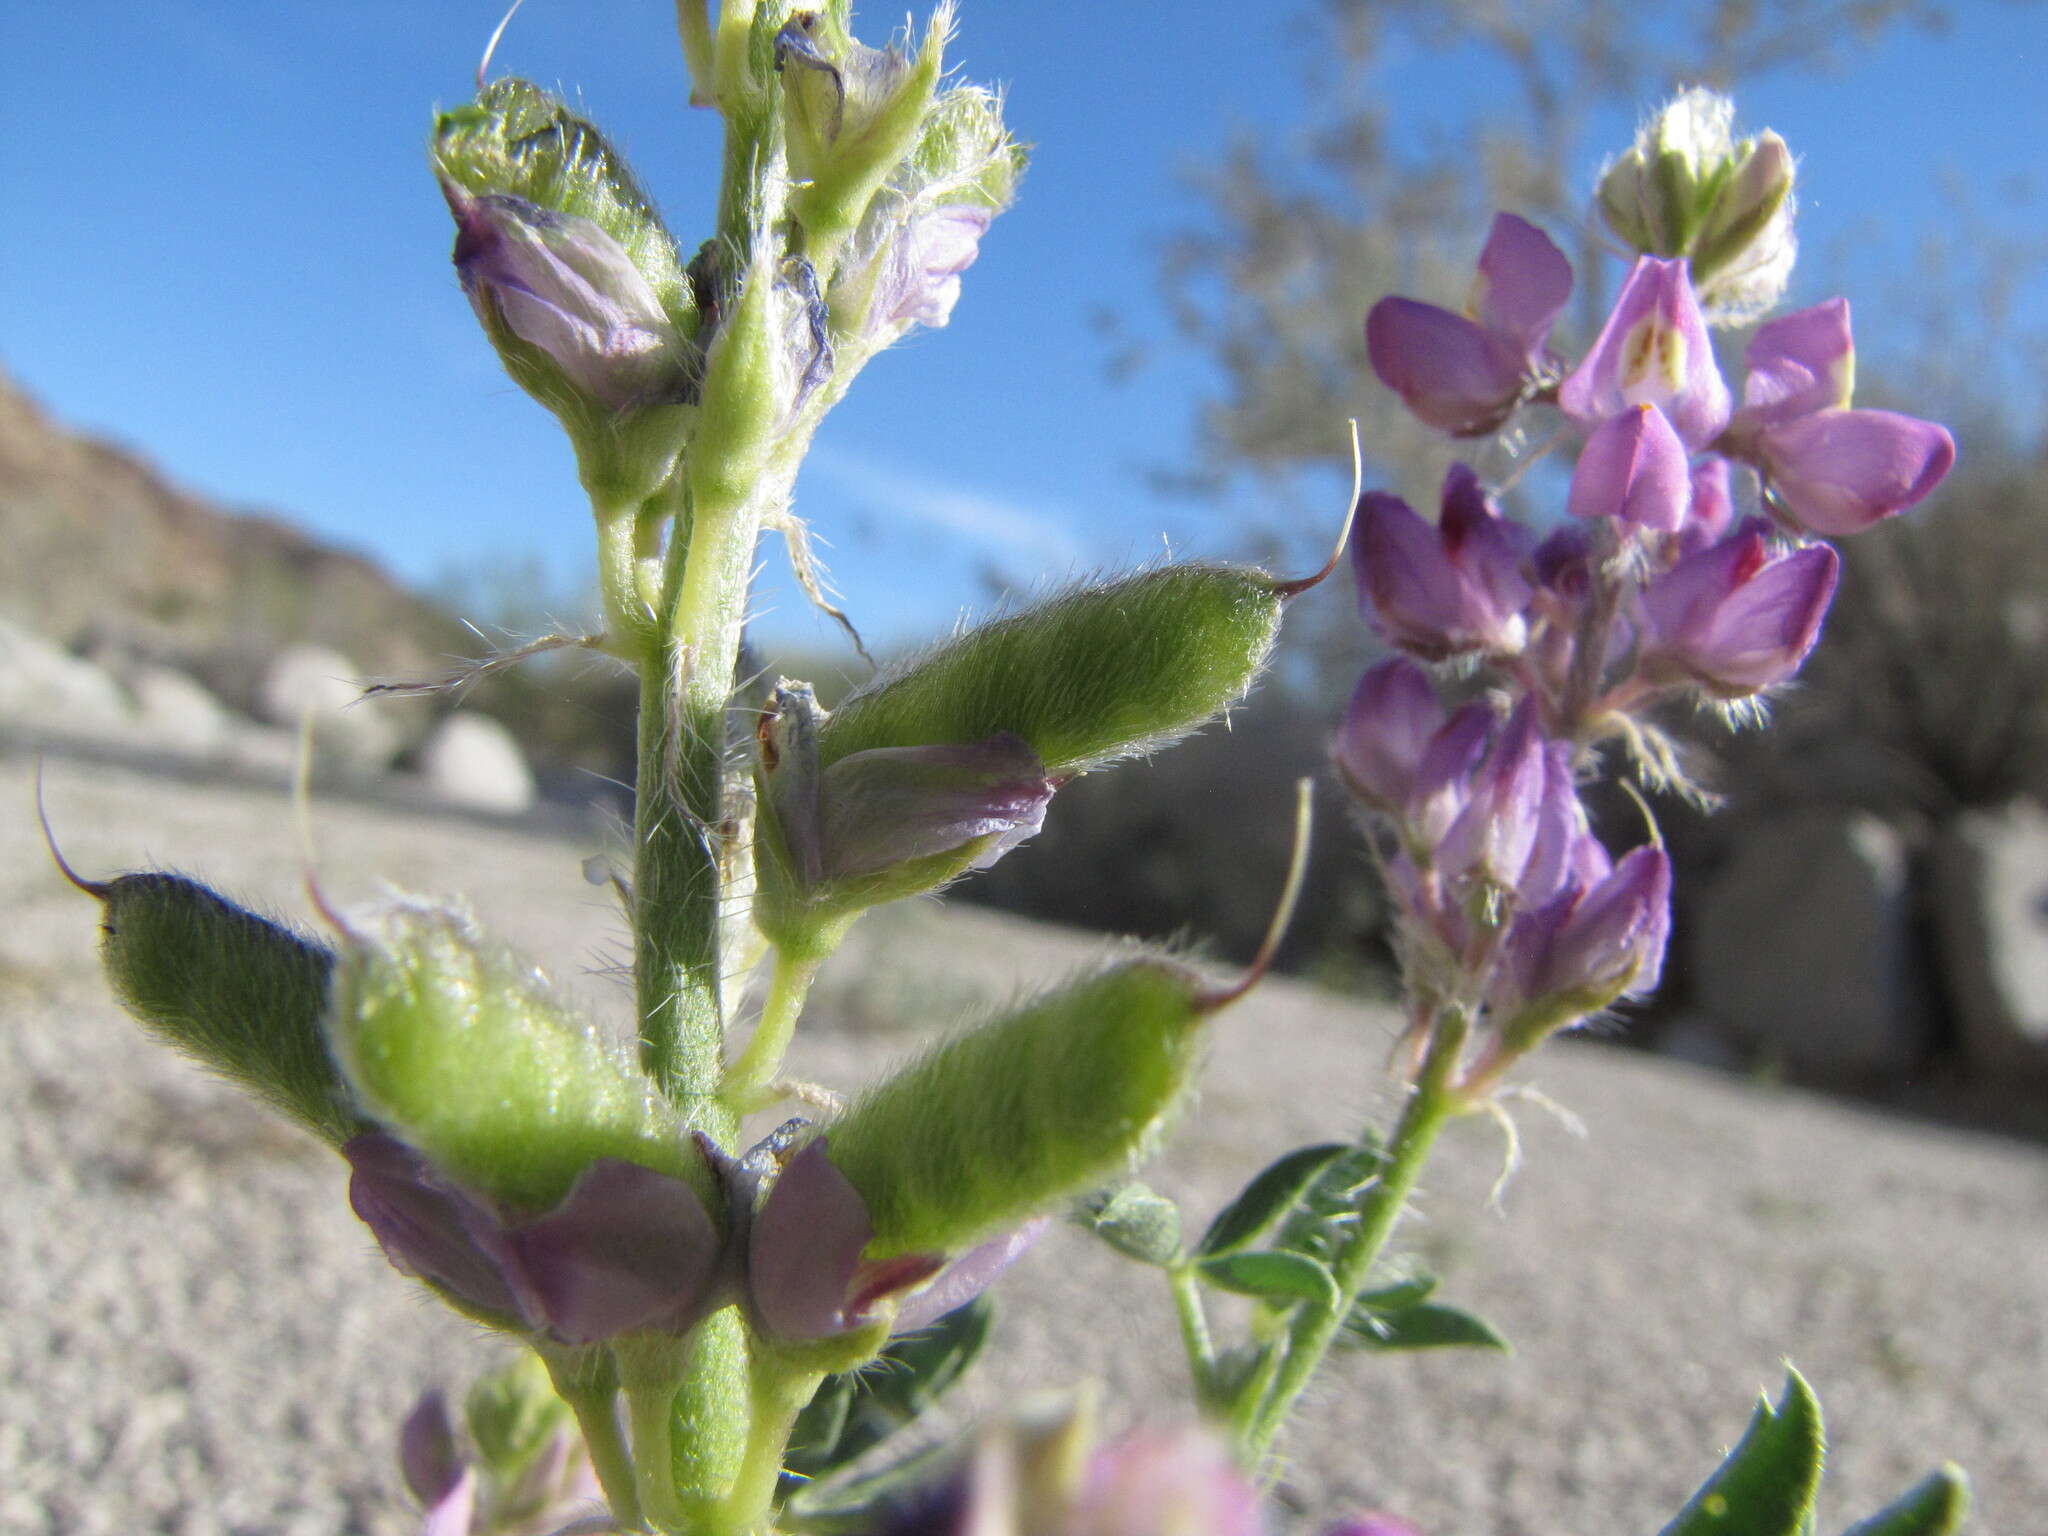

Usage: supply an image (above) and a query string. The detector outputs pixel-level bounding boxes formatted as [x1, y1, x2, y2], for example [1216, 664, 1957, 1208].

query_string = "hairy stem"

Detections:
[1242, 1007, 1470, 1462]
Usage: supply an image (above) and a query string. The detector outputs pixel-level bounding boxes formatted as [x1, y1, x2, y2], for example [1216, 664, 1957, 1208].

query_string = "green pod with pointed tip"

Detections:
[824, 957, 1211, 1257]
[324, 899, 698, 1212]
[818, 563, 1282, 779]
[96, 872, 361, 1146]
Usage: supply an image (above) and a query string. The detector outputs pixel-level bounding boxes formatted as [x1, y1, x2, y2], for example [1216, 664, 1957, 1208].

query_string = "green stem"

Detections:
[1169, 1261, 1221, 1415]
[710, 1360, 825, 1536]
[724, 947, 825, 1114]
[558, 1377, 645, 1533]
[1241, 1007, 1471, 1463]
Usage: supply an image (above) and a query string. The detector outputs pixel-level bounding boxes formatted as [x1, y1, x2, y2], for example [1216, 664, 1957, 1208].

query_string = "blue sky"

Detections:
[2, 2, 2042, 653]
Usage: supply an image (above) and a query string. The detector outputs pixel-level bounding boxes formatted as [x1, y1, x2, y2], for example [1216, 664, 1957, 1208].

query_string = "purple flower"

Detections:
[1493, 844, 1672, 1034]
[1324, 1519, 1424, 1536]
[760, 683, 1053, 898]
[1071, 1430, 1267, 1536]
[1366, 213, 1572, 435]
[1640, 518, 1840, 696]
[1559, 256, 1731, 450]
[345, 1133, 722, 1345]
[443, 182, 684, 412]
[1682, 457, 1736, 552]
[1403, 700, 1496, 852]
[400, 1392, 476, 1536]
[1721, 300, 1956, 535]
[1333, 659, 1445, 812]
[1352, 466, 1535, 660]
[1566, 404, 1691, 532]
[879, 203, 994, 331]
[747, 1138, 1042, 1342]
[1436, 698, 1549, 889]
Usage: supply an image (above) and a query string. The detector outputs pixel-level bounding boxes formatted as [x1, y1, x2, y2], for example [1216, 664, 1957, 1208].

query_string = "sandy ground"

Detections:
[4, 751, 2044, 1536]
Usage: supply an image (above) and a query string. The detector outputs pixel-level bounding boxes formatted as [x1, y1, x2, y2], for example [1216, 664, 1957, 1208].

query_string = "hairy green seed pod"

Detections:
[95, 873, 362, 1146]
[824, 957, 1212, 1258]
[325, 898, 696, 1212]
[818, 563, 1282, 778]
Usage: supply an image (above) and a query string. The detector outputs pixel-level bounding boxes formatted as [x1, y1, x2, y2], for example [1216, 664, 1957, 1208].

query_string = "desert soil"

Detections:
[3, 752, 2044, 1536]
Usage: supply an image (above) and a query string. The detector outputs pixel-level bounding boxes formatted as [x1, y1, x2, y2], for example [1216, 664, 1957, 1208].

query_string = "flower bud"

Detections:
[1682, 456, 1736, 551]
[1566, 404, 1691, 533]
[1436, 698, 1548, 890]
[1639, 519, 1839, 697]
[1333, 659, 1445, 812]
[819, 563, 1282, 779]
[1493, 845, 1672, 1047]
[399, 1390, 466, 1513]
[92, 872, 362, 1145]
[1560, 256, 1730, 450]
[827, 83, 1022, 353]
[431, 80, 695, 499]
[1352, 467, 1534, 660]
[777, 9, 945, 247]
[1595, 89, 1797, 319]
[754, 683, 1051, 951]
[1365, 213, 1572, 435]
[323, 896, 698, 1210]
[446, 184, 689, 415]
[824, 957, 1216, 1260]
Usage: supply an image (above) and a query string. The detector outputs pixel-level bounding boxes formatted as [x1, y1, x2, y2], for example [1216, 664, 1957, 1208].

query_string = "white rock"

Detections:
[1691, 809, 1932, 1076]
[417, 712, 536, 814]
[127, 665, 234, 756]
[0, 617, 134, 735]
[1929, 800, 2048, 1077]
[256, 644, 400, 773]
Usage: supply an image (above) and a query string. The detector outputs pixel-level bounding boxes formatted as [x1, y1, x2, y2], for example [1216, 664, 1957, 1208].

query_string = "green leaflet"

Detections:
[1838, 1466, 1971, 1536]
[1658, 1369, 1825, 1536]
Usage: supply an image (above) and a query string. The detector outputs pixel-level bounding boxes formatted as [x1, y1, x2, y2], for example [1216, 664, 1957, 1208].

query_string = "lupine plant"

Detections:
[63, 6, 1974, 1531]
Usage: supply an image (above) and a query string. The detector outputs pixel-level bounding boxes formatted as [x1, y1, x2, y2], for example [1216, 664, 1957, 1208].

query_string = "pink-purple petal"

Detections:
[509, 1158, 723, 1346]
[1472, 212, 1573, 353]
[891, 1219, 1049, 1332]
[1559, 256, 1731, 450]
[1365, 297, 1526, 435]
[1760, 408, 1957, 536]
[1739, 298, 1855, 425]
[1334, 659, 1446, 810]
[1567, 404, 1691, 531]
[815, 735, 1053, 882]
[747, 1137, 876, 1342]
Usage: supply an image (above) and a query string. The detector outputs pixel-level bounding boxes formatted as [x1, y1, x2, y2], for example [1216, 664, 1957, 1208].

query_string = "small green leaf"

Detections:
[1840, 1465, 1971, 1536]
[783, 1294, 996, 1484]
[1339, 1301, 1509, 1353]
[1354, 1275, 1438, 1311]
[1658, 1368, 1826, 1536]
[1196, 1142, 1351, 1259]
[1074, 1183, 1183, 1267]
[1273, 1141, 1385, 1266]
[1197, 1250, 1340, 1311]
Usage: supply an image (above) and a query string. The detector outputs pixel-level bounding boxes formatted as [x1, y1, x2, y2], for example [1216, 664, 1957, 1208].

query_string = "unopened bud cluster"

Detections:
[1352, 90, 1956, 1087]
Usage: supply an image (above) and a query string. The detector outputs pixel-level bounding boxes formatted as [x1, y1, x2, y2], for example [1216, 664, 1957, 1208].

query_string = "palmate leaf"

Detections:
[1657, 1368, 1825, 1536]
[781, 1295, 995, 1488]
[1272, 1139, 1385, 1267]
[1839, 1465, 1971, 1536]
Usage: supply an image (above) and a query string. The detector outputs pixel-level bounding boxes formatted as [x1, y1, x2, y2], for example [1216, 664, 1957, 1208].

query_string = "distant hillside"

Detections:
[0, 366, 471, 715]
